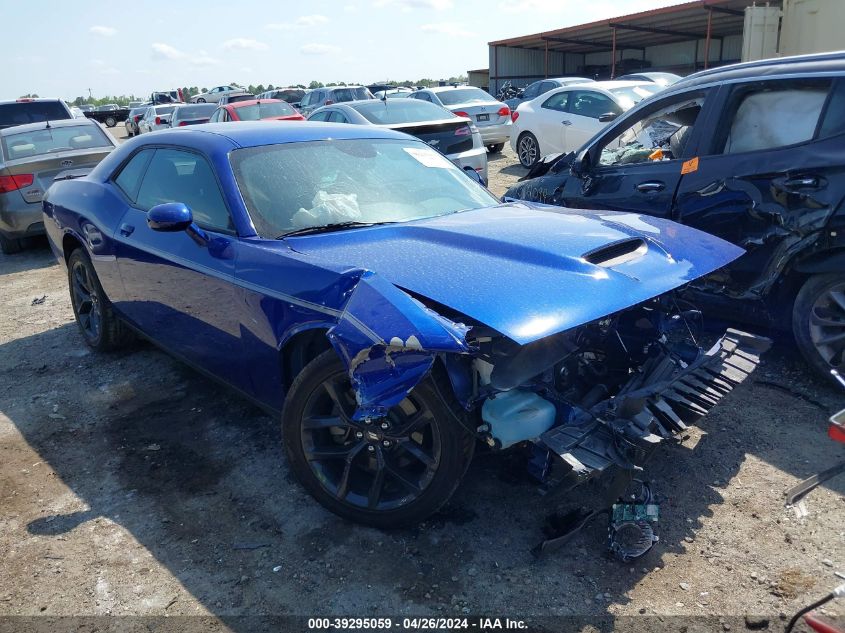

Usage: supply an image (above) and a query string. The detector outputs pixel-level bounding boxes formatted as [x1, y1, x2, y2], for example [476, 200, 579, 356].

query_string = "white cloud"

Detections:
[373, 0, 453, 9]
[344, 4, 358, 12]
[267, 14, 329, 30]
[89, 25, 117, 37]
[300, 43, 341, 55]
[223, 38, 269, 51]
[151, 42, 186, 60]
[420, 22, 476, 37]
[297, 14, 329, 26]
[151, 43, 219, 66]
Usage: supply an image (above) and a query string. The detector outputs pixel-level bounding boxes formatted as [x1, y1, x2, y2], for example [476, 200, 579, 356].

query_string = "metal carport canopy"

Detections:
[488, 0, 759, 72]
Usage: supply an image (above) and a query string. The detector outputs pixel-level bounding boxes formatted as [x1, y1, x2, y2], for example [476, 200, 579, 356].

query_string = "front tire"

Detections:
[487, 143, 505, 154]
[105, 116, 117, 128]
[196, 97, 206, 103]
[67, 249, 130, 351]
[516, 132, 540, 168]
[282, 349, 473, 528]
[792, 273, 845, 382]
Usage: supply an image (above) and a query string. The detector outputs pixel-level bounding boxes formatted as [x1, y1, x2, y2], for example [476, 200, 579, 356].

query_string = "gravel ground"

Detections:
[0, 126, 843, 632]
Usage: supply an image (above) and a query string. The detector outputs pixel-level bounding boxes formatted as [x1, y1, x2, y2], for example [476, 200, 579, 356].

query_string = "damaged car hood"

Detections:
[287, 203, 744, 345]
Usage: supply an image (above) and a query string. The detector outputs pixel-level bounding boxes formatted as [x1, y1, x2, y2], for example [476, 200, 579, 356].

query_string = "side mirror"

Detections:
[570, 152, 588, 178]
[598, 112, 619, 123]
[148, 202, 193, 232]
[464, 167, 486, 187]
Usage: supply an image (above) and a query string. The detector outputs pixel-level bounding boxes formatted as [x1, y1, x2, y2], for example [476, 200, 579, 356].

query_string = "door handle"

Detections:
[561, 120, 572, 126]
[782, 176, 819, 189]
[119, 223, 135, 237]
[636, 181, 665, 193]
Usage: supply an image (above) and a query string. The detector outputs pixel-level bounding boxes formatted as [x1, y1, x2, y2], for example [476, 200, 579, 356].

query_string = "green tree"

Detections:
[308, 80, 324, 89]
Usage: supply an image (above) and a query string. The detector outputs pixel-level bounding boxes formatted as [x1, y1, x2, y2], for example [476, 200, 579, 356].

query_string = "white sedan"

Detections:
[190, 85, 247, 104]
[137, 105, 180, 134]
[510, 81, 660, 168]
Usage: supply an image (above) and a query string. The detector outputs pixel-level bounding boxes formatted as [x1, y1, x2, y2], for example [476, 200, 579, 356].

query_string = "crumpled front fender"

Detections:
[327, 270, 471, 420]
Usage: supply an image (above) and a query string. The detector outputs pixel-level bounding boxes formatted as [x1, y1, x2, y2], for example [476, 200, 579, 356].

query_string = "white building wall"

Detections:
[780, 0, 845, 55]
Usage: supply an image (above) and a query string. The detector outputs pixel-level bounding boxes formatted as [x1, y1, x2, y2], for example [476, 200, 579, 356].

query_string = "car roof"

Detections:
[671, 50, 845, 90]
[547, 76, 594, 83]
[588, 80, 655, 90]
[145, 121, 415, 148]
[428, 85, 481, 92]
[0, 98, 67, 105]
[0, 118, 103, 137]
[228, 99, 286, 108]
[344, 98, 452, 115]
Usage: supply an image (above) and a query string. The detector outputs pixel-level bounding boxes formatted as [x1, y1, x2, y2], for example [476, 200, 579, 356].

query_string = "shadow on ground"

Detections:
[0, 319, 843, 630]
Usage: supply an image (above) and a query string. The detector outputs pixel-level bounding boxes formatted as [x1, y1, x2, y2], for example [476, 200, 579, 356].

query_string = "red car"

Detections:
[208, 99, 305, 123]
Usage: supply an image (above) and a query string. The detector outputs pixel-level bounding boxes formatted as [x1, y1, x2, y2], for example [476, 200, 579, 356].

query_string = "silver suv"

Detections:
[0, 98, 73, 130]
[298, 86, 374, 116]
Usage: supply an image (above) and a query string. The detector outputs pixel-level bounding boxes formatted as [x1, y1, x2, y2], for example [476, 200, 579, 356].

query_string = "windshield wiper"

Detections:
[278, 221, 395, 239]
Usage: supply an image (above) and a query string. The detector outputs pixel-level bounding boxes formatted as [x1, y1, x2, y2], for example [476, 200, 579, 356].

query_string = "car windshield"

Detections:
[273, 89, 305, 102]
[352, 100, 451, 124]
[236, 101, 296, 120]
[608, 85, 660, 110]
[175, 104, 216, 118]
[230, 138, 497, 238]
[331, 87, 372, 102]
[227, 94, 255, 104]
[154, 106, 176, 115]
[2, 124, 112, 160]
[0, 102, 71, 129]
[437, 88, 496, 105]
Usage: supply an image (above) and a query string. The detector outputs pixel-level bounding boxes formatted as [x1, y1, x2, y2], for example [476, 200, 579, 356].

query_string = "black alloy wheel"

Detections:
[793, 273, 845, 382]
[283, 350, 472, 527]
[67, 249, 130, 351]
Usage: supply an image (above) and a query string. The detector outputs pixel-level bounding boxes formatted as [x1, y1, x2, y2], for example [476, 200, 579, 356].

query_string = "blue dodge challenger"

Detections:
[43, 122, 768, 527]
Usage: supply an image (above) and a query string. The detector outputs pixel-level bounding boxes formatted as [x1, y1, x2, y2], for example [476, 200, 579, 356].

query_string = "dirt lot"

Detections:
[0, 125, 843, 632]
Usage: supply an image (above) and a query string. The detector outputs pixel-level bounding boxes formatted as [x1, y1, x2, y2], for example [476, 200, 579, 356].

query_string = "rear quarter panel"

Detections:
[43, 178, 127, 301]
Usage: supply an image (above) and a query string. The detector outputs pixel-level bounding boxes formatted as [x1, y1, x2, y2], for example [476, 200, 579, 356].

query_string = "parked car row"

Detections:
[307, 98, 488, 182]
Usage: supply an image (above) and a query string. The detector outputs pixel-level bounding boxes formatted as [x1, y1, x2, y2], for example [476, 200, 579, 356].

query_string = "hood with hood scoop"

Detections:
[287, 203, 743, 344]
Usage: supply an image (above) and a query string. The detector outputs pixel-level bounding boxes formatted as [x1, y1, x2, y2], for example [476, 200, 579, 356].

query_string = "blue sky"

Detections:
[6, 0, 681, 100]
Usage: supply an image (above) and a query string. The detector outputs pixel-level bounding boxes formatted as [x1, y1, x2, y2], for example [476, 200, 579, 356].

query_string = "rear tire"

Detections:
[105, 116, 117, 128]
[516, 132, 540, 168]
[792, 273, 845, 383]
[0, 233, 23, 255]
[67, 248, 131, 351]
[282, 349, 473, 528]
[487, 143, 505, 154]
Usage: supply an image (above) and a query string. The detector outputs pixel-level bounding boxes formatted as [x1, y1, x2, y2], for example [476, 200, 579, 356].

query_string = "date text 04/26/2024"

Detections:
[307, 617, 528, 630]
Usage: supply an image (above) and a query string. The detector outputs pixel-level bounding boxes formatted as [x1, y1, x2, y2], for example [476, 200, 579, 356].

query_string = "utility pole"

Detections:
[88, 88, 92, 99]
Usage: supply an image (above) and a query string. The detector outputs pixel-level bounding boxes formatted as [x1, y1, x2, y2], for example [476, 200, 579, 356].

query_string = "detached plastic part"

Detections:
[540, 329, 771, 478]
[327, 270, 470, 420]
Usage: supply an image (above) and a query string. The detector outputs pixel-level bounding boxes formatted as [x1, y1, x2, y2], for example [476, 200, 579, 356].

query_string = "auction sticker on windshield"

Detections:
[403, 146, 453, 168]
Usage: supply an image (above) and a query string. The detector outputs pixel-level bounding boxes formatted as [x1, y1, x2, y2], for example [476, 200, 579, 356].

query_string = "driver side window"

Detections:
[541, 91, 569, 113]
[135, 148, 233, 232]
[568, 90, 621, 119]
[595, 89, 709, 168]
[522, 82, 540, 100]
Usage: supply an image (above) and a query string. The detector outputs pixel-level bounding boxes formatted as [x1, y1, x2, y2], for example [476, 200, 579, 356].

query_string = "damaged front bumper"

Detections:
[539, 328, 771, 479]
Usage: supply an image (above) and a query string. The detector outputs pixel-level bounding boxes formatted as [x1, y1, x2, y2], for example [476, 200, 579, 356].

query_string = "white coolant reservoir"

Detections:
[481, 390, 557, 449]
